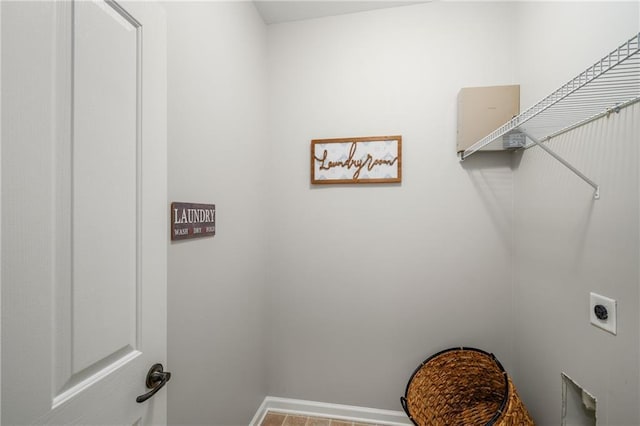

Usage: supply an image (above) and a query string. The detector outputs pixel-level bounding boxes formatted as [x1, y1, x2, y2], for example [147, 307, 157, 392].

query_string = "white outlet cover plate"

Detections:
[590, 292, 617, 335]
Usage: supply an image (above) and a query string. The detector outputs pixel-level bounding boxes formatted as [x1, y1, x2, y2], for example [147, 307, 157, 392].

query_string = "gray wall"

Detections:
[162, 1, 639, 424]
[165, 2, 268, 425]
[513, 103, 639, 425]
[512, 3, 640, 424]
[265, 0, 640, 418]
[266, 2, 517, 410]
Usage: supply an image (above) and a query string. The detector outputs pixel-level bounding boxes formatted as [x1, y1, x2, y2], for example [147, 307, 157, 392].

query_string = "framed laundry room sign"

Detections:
[311, 135, 402, 184]
[171, 202, 216, 241]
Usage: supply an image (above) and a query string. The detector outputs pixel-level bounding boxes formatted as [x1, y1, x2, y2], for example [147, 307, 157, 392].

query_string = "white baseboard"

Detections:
[249, 396, 413, 426]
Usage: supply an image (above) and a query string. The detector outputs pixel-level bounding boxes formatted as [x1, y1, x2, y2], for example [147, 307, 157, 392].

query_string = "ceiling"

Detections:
[253, 1, 430, 25]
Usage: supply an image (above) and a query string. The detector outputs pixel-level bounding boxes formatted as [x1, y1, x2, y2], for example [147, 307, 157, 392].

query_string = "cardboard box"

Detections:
[457, 84, 520, 153]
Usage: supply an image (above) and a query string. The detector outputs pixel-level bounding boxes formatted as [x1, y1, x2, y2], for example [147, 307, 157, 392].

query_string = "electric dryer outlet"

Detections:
[589, 292, 617, 335]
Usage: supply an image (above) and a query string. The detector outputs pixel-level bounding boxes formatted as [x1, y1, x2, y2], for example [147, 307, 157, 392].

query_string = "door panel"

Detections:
[72, 0, 139, 376]
[2, 1, 167, 424]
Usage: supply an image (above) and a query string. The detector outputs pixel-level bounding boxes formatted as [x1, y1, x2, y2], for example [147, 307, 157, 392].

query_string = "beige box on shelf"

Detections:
[457, 84, 520, 153]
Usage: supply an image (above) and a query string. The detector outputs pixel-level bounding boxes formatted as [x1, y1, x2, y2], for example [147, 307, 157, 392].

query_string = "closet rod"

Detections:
[520, 130, 600, 200]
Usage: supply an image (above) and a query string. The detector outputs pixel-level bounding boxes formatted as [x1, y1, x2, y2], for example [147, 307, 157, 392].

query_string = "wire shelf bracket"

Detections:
[520, 129, 600, 200]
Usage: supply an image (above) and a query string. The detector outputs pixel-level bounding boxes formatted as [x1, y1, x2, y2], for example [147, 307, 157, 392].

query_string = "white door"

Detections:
[2, 1, 167, 424]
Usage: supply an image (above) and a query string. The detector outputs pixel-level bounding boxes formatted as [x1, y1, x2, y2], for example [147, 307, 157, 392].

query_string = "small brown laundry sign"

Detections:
[171, 202, 216, 241]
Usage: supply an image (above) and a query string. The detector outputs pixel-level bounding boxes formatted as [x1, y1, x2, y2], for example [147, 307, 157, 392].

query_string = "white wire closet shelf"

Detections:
[461, 32, 640, 160]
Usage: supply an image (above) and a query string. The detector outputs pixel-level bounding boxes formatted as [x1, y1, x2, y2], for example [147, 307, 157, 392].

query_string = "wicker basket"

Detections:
[401, 347, 534, 426]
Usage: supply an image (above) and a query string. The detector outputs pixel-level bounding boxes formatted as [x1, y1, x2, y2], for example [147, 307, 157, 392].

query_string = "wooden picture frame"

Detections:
[310, 135, 402, 184]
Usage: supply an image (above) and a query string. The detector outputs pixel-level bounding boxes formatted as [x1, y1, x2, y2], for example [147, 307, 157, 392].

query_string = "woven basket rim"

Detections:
[401, 347, 510, 426]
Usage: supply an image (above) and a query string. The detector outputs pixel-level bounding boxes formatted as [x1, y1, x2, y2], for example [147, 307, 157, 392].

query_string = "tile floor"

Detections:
[259, 412, 379, 426]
